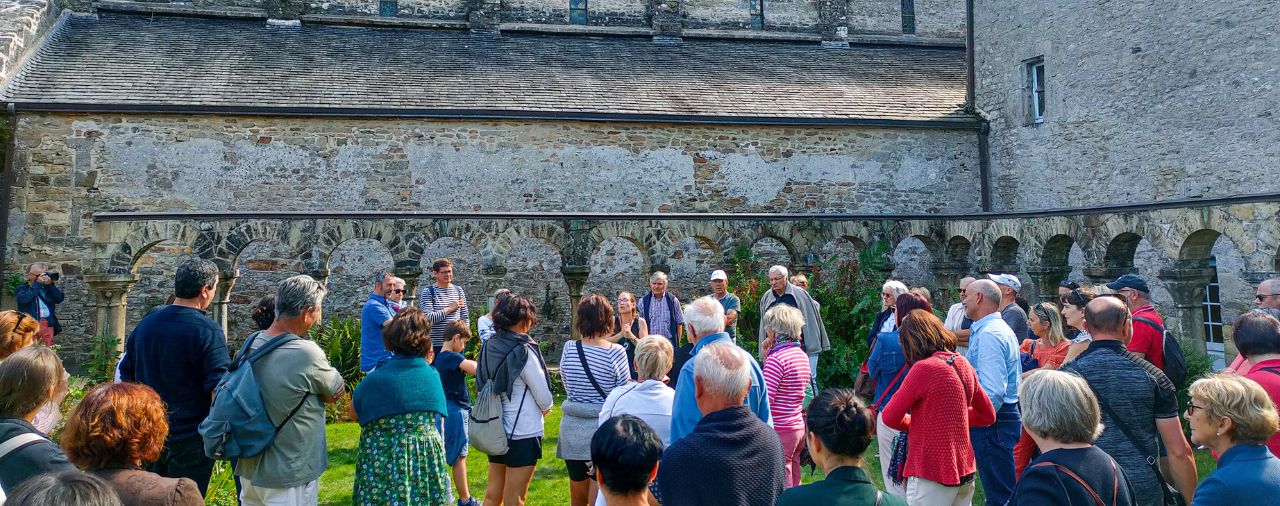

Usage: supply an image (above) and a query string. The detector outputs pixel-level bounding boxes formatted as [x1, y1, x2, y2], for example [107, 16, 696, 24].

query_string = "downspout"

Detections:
[965, 0, 991, 211]
[0, 103, 17, 286]
[979, 122, 991, 212]
[964, 0, 976, 112]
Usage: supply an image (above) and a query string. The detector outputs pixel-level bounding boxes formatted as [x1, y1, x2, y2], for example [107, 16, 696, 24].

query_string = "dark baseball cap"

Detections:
[1107, 274, 1150, 294]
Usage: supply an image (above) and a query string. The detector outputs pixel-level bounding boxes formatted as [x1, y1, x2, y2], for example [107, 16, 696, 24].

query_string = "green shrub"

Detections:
[727, 241, 890, 390]
[309, 317, 364, 423]
[83, 334, 122, 385]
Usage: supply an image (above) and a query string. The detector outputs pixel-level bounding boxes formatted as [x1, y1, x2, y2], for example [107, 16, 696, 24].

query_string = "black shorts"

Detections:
[490, 437, 542, 468]
[565, 459, 594, 482]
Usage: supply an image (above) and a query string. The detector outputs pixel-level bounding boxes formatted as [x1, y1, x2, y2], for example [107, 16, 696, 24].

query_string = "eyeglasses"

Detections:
[391, 289, 405, 294]
[1186, 402, 1206, 416]
[957, 289, 967, 295]
[1257, 293, 1280, 301]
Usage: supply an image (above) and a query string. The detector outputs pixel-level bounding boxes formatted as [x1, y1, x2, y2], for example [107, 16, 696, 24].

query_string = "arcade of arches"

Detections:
[60, 200, 1279, 370]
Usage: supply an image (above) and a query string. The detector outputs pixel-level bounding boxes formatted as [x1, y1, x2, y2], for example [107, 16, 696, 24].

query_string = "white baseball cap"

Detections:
[710, 270, 728, 281]
[987, 273, 1022, 293]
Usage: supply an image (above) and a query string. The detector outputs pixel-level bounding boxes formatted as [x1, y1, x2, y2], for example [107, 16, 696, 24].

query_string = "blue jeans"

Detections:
[969, 402, 1020, 506]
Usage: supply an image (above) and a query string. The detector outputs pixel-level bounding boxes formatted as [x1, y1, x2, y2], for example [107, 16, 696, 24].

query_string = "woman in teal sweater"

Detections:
[351, 307, 451, 506]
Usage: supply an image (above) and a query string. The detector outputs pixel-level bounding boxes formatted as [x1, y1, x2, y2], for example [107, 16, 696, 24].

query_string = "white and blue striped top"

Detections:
[559, 341, 631, 404]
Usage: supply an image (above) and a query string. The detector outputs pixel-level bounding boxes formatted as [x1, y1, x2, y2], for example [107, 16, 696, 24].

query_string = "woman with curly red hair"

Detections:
[61, 382, 204, 506]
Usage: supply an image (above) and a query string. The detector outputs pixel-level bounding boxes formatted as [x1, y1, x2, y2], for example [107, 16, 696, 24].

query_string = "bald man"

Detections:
[961, 279, 1021, 506]
[1062, 297, 1197, 505]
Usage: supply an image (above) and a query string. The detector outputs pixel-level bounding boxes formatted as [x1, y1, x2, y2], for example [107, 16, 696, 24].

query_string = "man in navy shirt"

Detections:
[119, 258, 230, 494]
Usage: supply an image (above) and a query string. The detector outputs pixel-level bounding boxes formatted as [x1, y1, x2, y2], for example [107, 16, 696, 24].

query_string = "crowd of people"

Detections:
[3, 256, 1280, 506]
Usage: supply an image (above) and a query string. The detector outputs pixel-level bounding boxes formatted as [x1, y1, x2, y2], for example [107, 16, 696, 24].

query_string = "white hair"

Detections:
[768, 265, 789, 278]
[1260, 278, 1280, 293]
[881, 280, 909, 311]
[683, 296, 726, 335]
[694, 341, 753, 401]
[762, 304, 805, 338]
[650, 271, 669, 283]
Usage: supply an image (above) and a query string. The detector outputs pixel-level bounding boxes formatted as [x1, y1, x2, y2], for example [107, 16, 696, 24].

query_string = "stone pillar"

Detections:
[84, 273, 141, 352]
[305, 268, 331, 288]
[394, 268, 422, 309]
[1082, 266, 1129, 286]
[650, 0, 682, 44]
[1157, 262, 1217, 354]
[480, 265, 508, 305]
[563, 265, 590, 340]
[208, 269, 240, 339]
[817, 0, 849, 47]
[931, 265, 965, 305]
[1026, 265, 1071, 303]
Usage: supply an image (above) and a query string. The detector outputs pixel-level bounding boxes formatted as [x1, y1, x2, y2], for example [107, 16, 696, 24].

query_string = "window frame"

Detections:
[1025, 57, 1047, 125]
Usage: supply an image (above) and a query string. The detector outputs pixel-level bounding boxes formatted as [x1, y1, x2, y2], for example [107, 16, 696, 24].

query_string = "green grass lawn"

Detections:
[205, 405, 1222, 505]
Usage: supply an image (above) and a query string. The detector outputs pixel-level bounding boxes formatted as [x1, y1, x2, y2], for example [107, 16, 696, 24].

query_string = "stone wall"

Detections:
[764, 0, 819, 32]
[975, 0, 1280, 210]
[846, 0, 899, 35]
[913, 0, 962, 38]
[6, 112, 979, 366]
[306, 0, 470, 20]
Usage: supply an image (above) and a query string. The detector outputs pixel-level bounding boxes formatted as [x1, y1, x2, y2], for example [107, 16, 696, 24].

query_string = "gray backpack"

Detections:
[469, 344, 528, 456]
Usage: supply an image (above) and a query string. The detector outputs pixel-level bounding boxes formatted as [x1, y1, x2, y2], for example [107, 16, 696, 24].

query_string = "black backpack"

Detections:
[1134, 317, 1189, 390]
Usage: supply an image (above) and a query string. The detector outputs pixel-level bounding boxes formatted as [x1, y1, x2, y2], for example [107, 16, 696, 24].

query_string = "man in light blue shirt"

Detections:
[359, 272, 398, 372]
[669, 296, 771, 444]
[961, 279, 1021, 506]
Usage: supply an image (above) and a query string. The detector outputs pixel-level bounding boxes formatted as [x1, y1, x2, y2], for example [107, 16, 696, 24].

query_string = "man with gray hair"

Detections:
[758, 265, 829, 377]
[16, 262, 64, 345]
[120, 257, 229, 494]
[359, 271, 397, 372]
[1256, 278, 1280, 312]
[638, 271, 684, 345]
[944, 277, 977, 353]
[236, 275, 345, 505]
[657, 342, 785, 506]
[669, 297, 770, 444]
[961, 278, 1021, 506]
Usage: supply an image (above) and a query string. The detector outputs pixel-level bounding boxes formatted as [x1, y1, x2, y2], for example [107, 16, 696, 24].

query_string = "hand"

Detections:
[37, 274, 52, 285]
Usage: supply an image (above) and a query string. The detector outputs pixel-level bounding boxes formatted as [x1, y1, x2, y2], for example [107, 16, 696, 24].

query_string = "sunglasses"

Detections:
[1068, 288, 1087, 308]
[391, 289, 405, 294]
[1258, 293, 1280, 301]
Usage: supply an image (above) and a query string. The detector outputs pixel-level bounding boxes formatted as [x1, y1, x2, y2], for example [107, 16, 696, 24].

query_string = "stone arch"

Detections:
[665, 236, 719, 300]
[111, 222, 203, 274]
[820, 235, 866, 266]
[230, 238, 303, 341]
[1104, 232, 1143, 273]
[1178, 229, 1223, 263]
[945, 235, 972, 269]
[891, 235, 936, 288]
[126, 239, 196, 329]
[487, 222, 569, 268]
[585, 236, 648, 298]
[503, 237, 569, 346]
[750, 236, 795, 272]
[327, 238, 396, 319]
[986, 236, 1021, 273]
[217, 221, 304, 272]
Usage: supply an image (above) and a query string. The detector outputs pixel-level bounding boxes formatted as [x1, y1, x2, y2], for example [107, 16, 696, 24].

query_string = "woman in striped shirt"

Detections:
[762, 304, 812, 488]
[559, 294, 632, 506]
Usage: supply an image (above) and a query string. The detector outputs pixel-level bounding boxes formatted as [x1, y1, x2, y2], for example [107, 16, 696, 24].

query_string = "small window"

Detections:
[901, 0, 916, 35]
[570, 0, 588, 24]
[1026, 58, 1046, 124]
[379, 0, 397, 16]
[750, 0, 764, 30]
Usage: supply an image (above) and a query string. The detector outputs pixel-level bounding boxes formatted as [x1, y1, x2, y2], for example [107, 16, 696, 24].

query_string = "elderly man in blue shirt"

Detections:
[961, 278, 1021, 506]
[669, 296, 771, 444]
[359, 271, 399, 372]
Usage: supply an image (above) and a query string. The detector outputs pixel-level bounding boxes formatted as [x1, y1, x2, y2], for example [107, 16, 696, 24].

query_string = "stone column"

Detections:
[394, 268, 422, 309]
[305, 268, 331, 288]
[563, 265, 590, 340]
[480, 265, 508, 305]
[208, 269, 240, 338]
[84, 273, 141, 352]
[931, 265, 965, 305]
[1158, 262, 1217, 354]
[1026, 265, 1071, 303]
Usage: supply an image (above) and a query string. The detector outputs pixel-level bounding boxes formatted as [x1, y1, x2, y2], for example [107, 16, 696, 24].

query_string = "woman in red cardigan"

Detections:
[882, 310, 996, 506]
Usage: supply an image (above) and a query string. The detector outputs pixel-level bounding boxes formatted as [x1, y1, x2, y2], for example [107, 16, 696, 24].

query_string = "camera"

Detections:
[46, 272, 59, 282]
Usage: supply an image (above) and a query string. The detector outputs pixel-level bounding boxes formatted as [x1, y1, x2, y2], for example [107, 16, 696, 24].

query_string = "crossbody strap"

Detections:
[1032, 458, 1119, 506]
[576, 342, 608, 399]
[1259, 366, 1280, 379]
[1083, 362, 1174, 491]
[873, 363, 909, 409]
[0, 433, 45, 461]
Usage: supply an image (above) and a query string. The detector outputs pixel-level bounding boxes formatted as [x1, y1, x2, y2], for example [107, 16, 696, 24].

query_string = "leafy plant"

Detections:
[83, 334, 122, 385]
[5, 273, 24, 295]
[309, 317, 364, 394]
[727, 240, 891, 390]
[204, 461, 238, 506]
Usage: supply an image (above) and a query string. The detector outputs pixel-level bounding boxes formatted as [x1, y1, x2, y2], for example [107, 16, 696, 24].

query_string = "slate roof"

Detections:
[4, 12, 975, 124]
